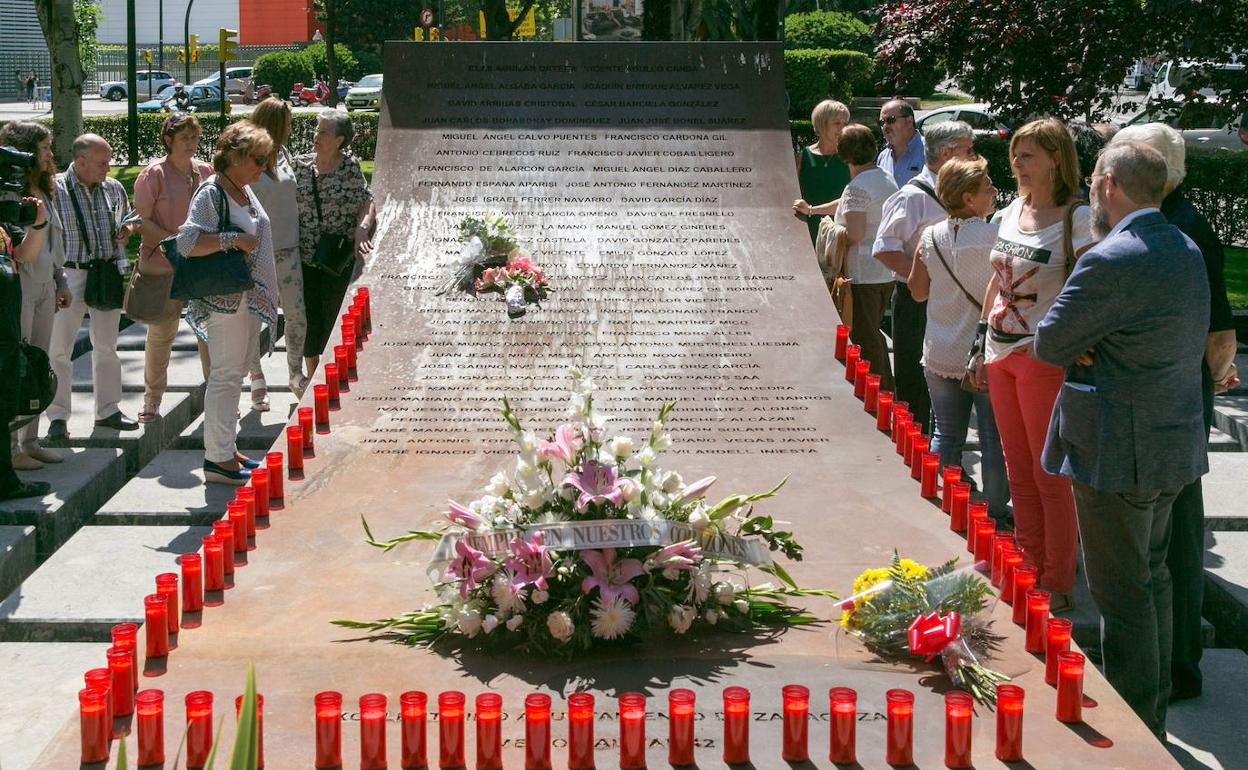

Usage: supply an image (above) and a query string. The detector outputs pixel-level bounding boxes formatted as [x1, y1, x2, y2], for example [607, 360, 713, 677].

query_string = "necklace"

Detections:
[221, 172, 257, 219]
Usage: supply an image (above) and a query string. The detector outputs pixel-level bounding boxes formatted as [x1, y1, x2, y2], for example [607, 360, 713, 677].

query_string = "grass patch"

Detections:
[920, 91, 974, 109]
[1226, 246, 1248, 309]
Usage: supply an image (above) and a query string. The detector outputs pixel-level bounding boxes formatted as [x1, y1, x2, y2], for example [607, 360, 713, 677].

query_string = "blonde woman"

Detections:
[794, 99, 851, 246]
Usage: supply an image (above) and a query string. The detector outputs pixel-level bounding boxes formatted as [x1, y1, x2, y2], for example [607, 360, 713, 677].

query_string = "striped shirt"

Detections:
[51, 165, 130, 269]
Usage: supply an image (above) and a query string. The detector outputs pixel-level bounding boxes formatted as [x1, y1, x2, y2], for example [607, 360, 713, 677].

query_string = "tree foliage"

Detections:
[784, 10, 872, 52]
[253, 51, 315, 99]
[73, 0, 102, 77]
[303, 41, 359, 82]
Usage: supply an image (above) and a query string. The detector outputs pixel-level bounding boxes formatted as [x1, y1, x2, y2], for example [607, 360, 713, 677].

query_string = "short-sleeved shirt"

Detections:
[985, 198, 1094, 363]
[834, 167, 897, 285]
[51, 166, 130, 269]
[294, 153, 372, 266]
[919, 217, 999, 377]
[250, 149, 300, 252]
[877, 132, 925, 188]
[133, 157, 213, 262]
[871, 165, 947, 281]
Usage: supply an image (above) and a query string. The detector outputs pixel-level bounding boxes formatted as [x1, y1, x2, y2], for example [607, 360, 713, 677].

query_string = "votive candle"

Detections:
[350, 313, 364, 350]
[864, 374, 881, 413]
[619, 693, 647, 770]
[106, 646, 135, 717]
[904, 426, 921, 465]
[344, 333, 358, 373]
[944, 691, 972, 769]
[1045, 618, 1074, 686]
[265, 452, 284, 498]
[973, 519, 996, 564]
[313, 384, 330, 426]
[84, 668, 113, 729]
[227, 501, 248, 553]
[967, 500, 989, 525]
[135, 689, 165, 765]
[211, 520, 235, 575]
[251, 468, 270, 519]
[920, 453, 940, 498]
[722, 686, 750, 765]
[876, 391, 894, 431]
[1011, 565, 1038, 624]
[891, 401, 909, 436]
[286, 426, 304, 471]
[1055, 652, 1085, 723]
[844, 344, 861, 382]
[782, 684, 810, 762]
[236, 486, 257, 537]
[853, 359, 870, 398]
[79, 687, 110, 763]
[342, 317, 357, 347]
[991, 533, 1013, 584]
[181, 553, 203, 614]
[893, 414, 911, 453]
[235, 694, 264, 769]
[475, 693, 503, 770]
[1002, 548, 1024, 604]
[941, 466, 961, 512]
[950, 482, 970, 533]
[829, 687, 856, 765]
[186, 691, 213, 769]
[885, 688, 914, 768]
[360, 693, 388, 770]
[143, 594, 169, 659]
[668, 689, 695, 767]
[567, 693, 595, 770]
[325, 362, 341, 403]
[967, 505, 989, 555]
[909, 438, 929, 477]
[155, 572, 179, 634]
[995, 684, 1024, 762]
[1025, 589, 1051, 654]
[332, 347, 350, 387]
[202, 535, 225, 591]
[835, 324, 849, 361]
[525, 693, 552, 770]
[297, 407, 315, 451]
[438, 691, 465, 769]
[111, 622, 138, 691]
[399, 691, 427, 770]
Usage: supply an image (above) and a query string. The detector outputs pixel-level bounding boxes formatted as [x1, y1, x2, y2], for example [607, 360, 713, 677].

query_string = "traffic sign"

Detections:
[420, 8, 435, 27]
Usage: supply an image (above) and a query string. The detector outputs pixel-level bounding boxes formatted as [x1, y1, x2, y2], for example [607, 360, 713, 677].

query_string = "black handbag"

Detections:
[307, 170, 356, 277]
[13, 341, 56, 416]
[84, 259, 125, 310]
[166, 183, 255, 301]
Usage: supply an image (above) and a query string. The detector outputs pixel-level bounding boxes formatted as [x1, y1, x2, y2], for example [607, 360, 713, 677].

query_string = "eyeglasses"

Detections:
[878, 115, 910, 127]
[1084, 173, 1103, 188]
[251, 155, 269, 166]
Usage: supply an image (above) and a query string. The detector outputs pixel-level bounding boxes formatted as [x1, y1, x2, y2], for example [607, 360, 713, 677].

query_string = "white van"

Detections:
[1148, 60, 1244, 104]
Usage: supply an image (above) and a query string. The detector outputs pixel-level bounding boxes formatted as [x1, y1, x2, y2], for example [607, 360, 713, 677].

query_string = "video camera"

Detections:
[0, 145, 38, 227]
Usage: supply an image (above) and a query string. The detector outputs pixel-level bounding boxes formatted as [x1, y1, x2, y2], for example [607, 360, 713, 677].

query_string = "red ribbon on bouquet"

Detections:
[907, 611, 963, 660]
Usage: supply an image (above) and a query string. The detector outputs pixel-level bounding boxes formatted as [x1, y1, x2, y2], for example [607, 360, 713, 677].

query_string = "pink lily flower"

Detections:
[446, 500, 485, 530]
[447, 540, 495, 598]
[562, 461, 636, 510]
[646, 540, 703, 579]
[672, 476, 717, 507]
[505, 531, 552, 590]
[538, 423, 583, 465]
[581, 548, 644, 605]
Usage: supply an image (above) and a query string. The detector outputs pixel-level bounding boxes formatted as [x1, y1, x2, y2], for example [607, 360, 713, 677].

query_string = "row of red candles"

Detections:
[77, 288, 372, 765]
[79, 684, 1027, 769]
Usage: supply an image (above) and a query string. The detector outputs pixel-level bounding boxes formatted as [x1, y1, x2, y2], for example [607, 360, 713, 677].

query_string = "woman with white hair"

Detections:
[794, 99, 851, 246]
[1110, 122, 1238, 701]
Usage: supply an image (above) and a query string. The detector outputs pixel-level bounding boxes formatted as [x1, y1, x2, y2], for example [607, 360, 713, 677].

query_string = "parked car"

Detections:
[916, 103, 1013, 138]
[1148, 60, 1245, 105]
[344, 74, 383, 112]
[1119, 102, 1248, 151]
[193, 67, 253, 96]
[98, 70, 176, 101]
[138, 84, 224, 114]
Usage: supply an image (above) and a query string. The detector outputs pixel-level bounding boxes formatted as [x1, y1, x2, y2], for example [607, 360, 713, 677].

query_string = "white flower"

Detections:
[653, 433, 672, 451]
[661, 471, 684, 493]
[569, 393, 590, 418]
[547, 610, 575, 642]
[650, 421, 664, 441]
[482, 614, 499, 634]
[458, 610, 483, 638]
[492, 576, 526, 614]
[668, 605, 696, 635]
[733, 599, 750, 615]
[638, 447, 657, 467]
[517, 430, 539, 456]
[609, 436, 634, 459]
[688, 565, 712, 604]
[590, 598, 636, 640]
[636, 505, 660, 521]
[522, 488, 548, 509]
[620, 480, 642, 503]
[714, 583, 735, 606]
[485, 472, 510, 497]
[649, 491, 671, 509]
[559, 486, 577, 501]
[459, 236, 484, 263]
[704, 609, 719, 625]
[687, 510, 710, 531]
[531, 589, 549, 605]
[506, 615, 525, 632]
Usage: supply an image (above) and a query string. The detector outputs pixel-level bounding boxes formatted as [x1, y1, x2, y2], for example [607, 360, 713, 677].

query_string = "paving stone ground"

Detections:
[0, 642, 110, 770]
[1166, 649, 1248, 770]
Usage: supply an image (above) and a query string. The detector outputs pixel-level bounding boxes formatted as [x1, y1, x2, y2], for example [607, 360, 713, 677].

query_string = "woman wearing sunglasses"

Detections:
[176, 122, 280, 485]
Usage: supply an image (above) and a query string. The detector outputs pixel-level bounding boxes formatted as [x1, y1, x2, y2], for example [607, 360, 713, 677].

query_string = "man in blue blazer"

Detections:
[1034, 142, 1209, 738]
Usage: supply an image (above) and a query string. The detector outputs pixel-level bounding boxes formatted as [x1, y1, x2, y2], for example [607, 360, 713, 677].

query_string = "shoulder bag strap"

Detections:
[929, 233, 981, 311]
[1062, 201, 1087, 279]
[311, 168, 325, 229]
[907, 178, 947, 212]
[65, 180, 94, 263]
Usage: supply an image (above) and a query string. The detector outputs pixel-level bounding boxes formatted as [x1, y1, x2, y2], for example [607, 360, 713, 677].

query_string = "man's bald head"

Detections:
[71, 133, 111, 187]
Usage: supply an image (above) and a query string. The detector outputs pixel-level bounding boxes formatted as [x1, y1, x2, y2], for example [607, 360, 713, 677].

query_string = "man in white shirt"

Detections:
[871, 120, 976, 430]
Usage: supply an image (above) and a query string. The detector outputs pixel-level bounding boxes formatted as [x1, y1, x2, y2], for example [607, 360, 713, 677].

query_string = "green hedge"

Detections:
[302, 42, 360, 82]
[783, 11, 874, 54]
[783, 48, 875, 120]
[253, 51, 315, 102]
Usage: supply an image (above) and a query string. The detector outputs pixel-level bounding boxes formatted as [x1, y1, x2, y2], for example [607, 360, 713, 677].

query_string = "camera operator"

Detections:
[0, 122, 69, 471]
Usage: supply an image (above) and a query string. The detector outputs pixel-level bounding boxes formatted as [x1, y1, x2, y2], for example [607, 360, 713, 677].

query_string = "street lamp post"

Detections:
[184, 0, 197, 86]
[159, 0, 164, 69]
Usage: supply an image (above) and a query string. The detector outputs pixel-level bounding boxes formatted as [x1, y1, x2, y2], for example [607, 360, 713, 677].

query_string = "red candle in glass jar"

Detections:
[211, 520, 235, 575]
[325, 362, 341, 403]
[399, 691, 427, 770]
[967, 499, 989, 524]
[342, 317, 356, 347]
[567, 693, 595, 770]
[525, 693, 552, 770]
[1011, 565, 1038, 624]
[250, 468, 270, 519]
[995, 684, 1024, 762]
[864, 374, 881, 413]
[903, 426, 921, 466]
[350, 313, 365, 350]
[235, 694, 264, 769]
[181, 553, 203, 614]
[155, 572, 179, 634]
[1045, 617, 1074, 686]
[844, 344, 861, 382]
[227, 501, 248, 553]
[265, 452, 284, 498]
[79, 687, 110, 763]
[835, 324, 849, 360]
[781, 684, 810, 762]
[344, 333, 358, 374]
[829, 687, 856, 765]
[668, 689, 695, 767]
[286, 426, 304, 471]
[891, 400, 909, 432]
[950, 483, 970, 533]
[360, 693, 388, 770]
[722, 686, 750, 764]
[106, 646, 135, 716]
[84, 668, 113, 729]
[967, 506, 989, 555]
[1055, 652, 1085, 723]
[973, 520, 996, 564]
[618, 692, 646, 770]
[920, 453, 940, 497]
[885, 688, 914, 768]
[333, 345, 349, 385]
[476, 693, 503, 770]
[944, 691, 972, 769]
[202, 535, 225, 591]
[236, 486, 257, 538]
[1001, 548, 1024, 604]
[990, 533, 1013, 584]
[940, 466, 960, 512]
[853, 359, 870, 398]
[909, 438, 929, 477]
[144, 594, 169, 659]
[111, 622, 139, 691]
[135, 689, 165, 765]
[313, 384, 330, 426]
[893, 414, 911, 452]
[297, 407, 315, 451]
[186, 691, 213, 769]
[1025, 589, 1051, 654]
[876, 391, 894, 431]
[438, 691, 466, 769]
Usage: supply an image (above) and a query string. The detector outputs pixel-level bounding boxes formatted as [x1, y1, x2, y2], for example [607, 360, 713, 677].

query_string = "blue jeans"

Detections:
[925, 371, 1011, 522]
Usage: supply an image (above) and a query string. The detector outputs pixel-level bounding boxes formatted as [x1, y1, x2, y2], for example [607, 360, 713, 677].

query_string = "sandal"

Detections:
[250, 376, 271, 412]
[138, 399, 160, 423]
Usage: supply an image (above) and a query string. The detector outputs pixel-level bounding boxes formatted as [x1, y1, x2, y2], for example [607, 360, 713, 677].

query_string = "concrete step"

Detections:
[0, 526, 36, 601]
[1203, 531, 1248, 651]
[1202, 454, 1248, 532]
[71, 346, 205, 394]
[172, 390, 301, 451]
[0, 642, 110, 770]
[1166, 648, 1248, 770]
[45, 391, 198, 474]
[1212, 394, 1248, 451]
[0, 525, 210, 642]
[94, 450, 239, 526]
[0, 449, 126, 559]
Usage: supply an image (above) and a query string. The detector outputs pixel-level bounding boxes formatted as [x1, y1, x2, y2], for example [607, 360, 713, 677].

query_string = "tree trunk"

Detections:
[35, 0, 84, 168]
[325, 0, 338, 107]
[642, 0, 672, 40]
[481, 0, 537, 40]
[670, 0, 703, 41]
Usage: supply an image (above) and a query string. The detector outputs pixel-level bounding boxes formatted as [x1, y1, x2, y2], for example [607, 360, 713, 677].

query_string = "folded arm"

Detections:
[1033, 251, 1123, 368]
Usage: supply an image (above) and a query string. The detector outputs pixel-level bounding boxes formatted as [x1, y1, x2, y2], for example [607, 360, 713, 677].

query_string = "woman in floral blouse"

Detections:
[295, 110, 375, 375]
